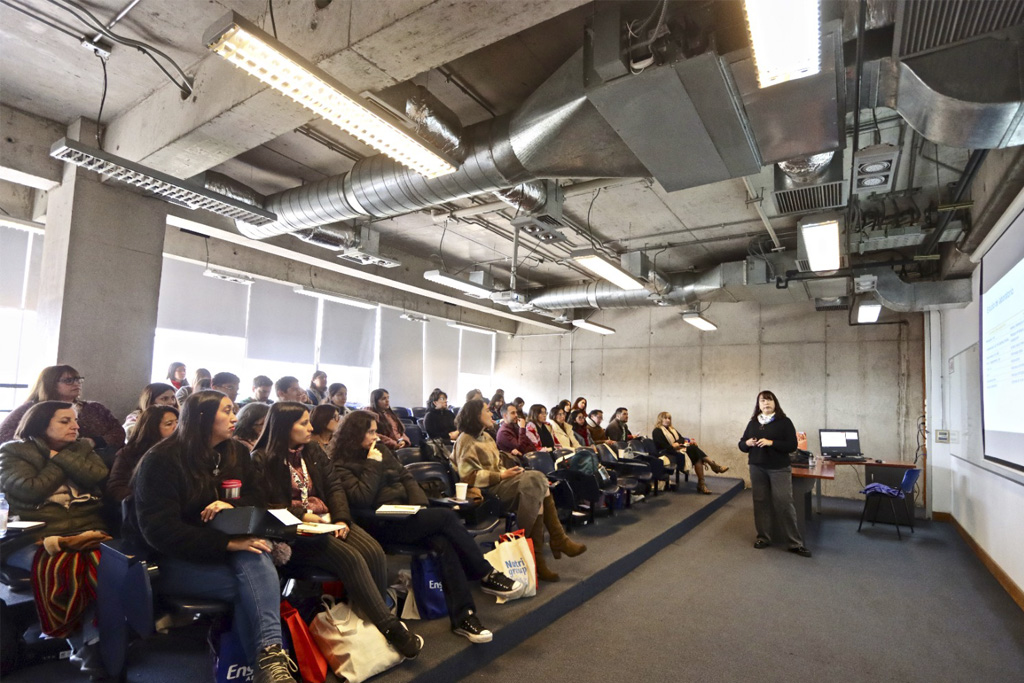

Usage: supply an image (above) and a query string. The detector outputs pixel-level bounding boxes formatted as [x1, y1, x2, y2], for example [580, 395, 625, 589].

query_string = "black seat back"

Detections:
[525, 451, 556, 474]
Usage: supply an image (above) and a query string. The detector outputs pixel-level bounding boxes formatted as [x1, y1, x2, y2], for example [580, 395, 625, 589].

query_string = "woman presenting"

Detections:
[738, 391, 811, 558]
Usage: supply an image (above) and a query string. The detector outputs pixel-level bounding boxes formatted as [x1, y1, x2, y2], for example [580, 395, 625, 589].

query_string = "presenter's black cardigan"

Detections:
[738, 415, 797, 469]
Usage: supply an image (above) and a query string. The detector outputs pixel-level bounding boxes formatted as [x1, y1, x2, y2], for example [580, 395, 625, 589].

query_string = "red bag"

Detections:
[281, 600, 329, 683]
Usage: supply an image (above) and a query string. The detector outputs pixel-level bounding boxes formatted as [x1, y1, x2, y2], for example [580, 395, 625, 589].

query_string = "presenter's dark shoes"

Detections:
[383, 621, 424, 659]
[480, 570, 525, 599]
[254, 644, 298, 683]
[697, 483, 713, 494]
[708, 460, 730, 474]
[753, 539, 771, 549]
[789, 546, 813, 558]
[453, 612, 493, 643]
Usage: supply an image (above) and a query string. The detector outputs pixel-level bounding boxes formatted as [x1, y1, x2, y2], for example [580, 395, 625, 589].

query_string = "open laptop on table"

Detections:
[819, 429, 866, 461]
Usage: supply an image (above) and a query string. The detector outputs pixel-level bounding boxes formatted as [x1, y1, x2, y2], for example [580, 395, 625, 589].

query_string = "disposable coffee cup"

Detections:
[454, 482, 468, 501]
[220, 479, 242, 501]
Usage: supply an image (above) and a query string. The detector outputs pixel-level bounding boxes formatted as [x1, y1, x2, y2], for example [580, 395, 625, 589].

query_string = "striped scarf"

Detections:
[31, 545, 100, 638]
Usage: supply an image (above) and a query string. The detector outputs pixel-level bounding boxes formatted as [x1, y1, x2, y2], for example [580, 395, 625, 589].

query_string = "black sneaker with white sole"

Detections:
[479, 570, 525, 599]
[452, 612, 493, 643]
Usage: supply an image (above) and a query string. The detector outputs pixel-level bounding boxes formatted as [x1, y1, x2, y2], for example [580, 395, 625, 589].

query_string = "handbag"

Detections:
[483, 529, 537, 603]
[281, 600, 328, 683]
[410, 554, 448, 620]
[308, 596, 403, 683]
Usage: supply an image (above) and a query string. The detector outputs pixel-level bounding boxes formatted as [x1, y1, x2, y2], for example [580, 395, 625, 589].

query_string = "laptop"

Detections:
[819, 429, 863, 459]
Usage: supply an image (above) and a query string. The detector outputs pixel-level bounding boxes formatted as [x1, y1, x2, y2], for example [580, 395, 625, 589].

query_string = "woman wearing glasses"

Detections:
[0, 365, 125, 449]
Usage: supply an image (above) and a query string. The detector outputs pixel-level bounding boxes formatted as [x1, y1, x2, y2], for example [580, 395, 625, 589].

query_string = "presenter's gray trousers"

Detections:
[749, 463, 804, 549]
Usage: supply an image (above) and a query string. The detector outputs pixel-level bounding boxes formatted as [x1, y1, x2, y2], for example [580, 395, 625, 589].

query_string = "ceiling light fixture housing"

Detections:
[204, 11, 457, 179]
[400, 312, 429, 323]
[423, 270, 495, 299]
[292, 285, 377, 309]
[204, 268, 254, 285]
[797, 214, 845, 272]
[743, 0, 821, 88]
[681, 310, 718, 331]
[856, 300, 883, 324]
[570, 248, 646, 291]
[571, 319, 616, 335]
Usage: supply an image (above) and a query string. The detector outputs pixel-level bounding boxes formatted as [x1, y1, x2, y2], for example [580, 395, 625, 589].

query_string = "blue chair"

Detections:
[412, 407, 428, 419]
[404, 424, 424, 447]
[858, 468, 921, 540]
[393, 406, 413, 419]
[395, 447, 425, 466]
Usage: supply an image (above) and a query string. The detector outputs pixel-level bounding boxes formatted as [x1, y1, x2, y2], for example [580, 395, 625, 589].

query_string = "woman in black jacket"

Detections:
[107, 405, 178, 503]
[330, 410, 523, 644]
[652, 411, 728, 495]
[250, 402, 421, 659]
[738, 391, 811, 557]
[423, 388, 458, 442]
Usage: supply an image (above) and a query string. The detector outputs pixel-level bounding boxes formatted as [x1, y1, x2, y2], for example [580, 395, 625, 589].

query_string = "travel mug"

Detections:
[220, 479, 242, 501]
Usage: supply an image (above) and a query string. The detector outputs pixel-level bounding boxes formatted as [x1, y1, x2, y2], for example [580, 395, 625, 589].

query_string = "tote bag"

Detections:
[483, 529, 537, 603]
[281, 600, 328, 683]
[410, 554, 448, 620]
[308, 596, 403, 683]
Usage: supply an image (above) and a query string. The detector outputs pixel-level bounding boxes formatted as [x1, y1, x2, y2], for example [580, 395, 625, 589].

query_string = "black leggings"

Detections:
[363, 508, 492, 624]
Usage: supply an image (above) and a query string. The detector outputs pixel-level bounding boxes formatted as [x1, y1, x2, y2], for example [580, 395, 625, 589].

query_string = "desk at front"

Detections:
[791, 458, 917, 532]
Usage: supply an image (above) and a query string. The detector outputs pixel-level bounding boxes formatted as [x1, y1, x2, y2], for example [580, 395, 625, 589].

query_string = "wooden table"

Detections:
[794, 458, 917, 524]
[791, 460, 835, 536]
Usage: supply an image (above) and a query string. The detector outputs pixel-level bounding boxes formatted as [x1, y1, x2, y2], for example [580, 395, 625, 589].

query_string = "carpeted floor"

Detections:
[467, 491, 1024, 683]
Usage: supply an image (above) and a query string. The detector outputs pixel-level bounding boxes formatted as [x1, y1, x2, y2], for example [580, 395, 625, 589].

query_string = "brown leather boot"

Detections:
[530, 517, 560, 582]
[708, 459, 729, 474]
[543, 496, 587, 559]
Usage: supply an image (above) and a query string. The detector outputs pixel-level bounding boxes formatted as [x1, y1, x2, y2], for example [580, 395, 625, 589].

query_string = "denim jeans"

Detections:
[156, 551, 282, 662]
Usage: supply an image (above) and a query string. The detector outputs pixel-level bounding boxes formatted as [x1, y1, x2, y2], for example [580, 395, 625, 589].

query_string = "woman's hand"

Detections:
[501, 466, 524, 480]
[333, 522, 349, 540]
[302, 512, 323, 524]
[755, 438, 773, 447]
[227, 537, 272, 554]
[59, 530, 112, 552]
[201, 500, 234, 522]
[745, 438, 758, 447]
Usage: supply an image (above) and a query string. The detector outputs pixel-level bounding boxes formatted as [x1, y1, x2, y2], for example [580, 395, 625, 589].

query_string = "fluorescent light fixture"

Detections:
[293, 285, 377, 310]
[857, 301, 882, 324]
[400, 312, 429, 323]
[743, 0, 821, 88]
[204, 12, 456, 179]
[204, 268, 253, 285]
[681, 311, 718, 332]
[50, 138, 276, 226]
[570, 249, 645, 291]
[571, 319, 616, 335]
[800, 219, 841, 271]
[423, 270, 494, 299]
[447, 321, 496, 335]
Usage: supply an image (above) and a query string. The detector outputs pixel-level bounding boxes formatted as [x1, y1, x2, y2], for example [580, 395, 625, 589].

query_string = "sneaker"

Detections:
[480, 570, 525, 599]
[452, 612, 493, 643]
[789, 546, 813, 558]
[383, 621, 424, 659]
[254, 644, 298, 683]
[753, 539, 770, 549]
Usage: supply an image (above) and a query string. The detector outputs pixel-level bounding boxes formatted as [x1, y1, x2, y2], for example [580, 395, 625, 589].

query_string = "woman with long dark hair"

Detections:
[330, 410, 523, 644]
[369, 388, 410, 450]
[738, 390, 810, 557]
[523, 404, 555, 452]
[251, 402, 422, 658]
[423, 388, 457, 442]
[309, 404, 340, 449]
[123, 382, 178, 437]
[129, 391, 299, 683]
[569, 409, 594, 448]
[306, 371, 329, 406]
[107, 405, 179, 503]
[234, 402, 270, 452]
[454, 399, 586, 583]
[548, 404, 581, 449]
[0, 365, 124, 448]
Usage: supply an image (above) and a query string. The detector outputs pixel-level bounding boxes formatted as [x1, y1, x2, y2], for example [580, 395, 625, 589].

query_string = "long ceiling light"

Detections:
[423, 270, 494, 299]
[204, 11, 456, 179]
[681, 310, 718, 331]
[447, 321, 496, 335]
[570, 248, 646, 291]
[743, 0, 821, 88]
[571, 319, 616, 335]
[50, 138, 277, 226]
[293, 285, 377, 310]
[856, 300, 882, 324]
[800, 219, 841, 272]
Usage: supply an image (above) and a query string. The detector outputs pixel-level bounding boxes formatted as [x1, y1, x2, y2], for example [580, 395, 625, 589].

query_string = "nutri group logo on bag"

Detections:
[504, 558, 529, 580]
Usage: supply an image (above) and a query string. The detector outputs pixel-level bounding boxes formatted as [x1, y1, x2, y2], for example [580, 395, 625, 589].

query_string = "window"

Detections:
[0, 225, 43, 413]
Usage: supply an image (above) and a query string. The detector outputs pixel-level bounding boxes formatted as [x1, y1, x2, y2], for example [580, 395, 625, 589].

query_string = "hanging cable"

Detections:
[267, 0, 278, 39]
[95, 53, 109, 150]
[585, 188, 602, 249]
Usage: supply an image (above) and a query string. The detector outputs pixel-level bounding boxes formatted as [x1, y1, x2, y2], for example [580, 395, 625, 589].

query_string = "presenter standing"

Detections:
[738, 391, 812, 557]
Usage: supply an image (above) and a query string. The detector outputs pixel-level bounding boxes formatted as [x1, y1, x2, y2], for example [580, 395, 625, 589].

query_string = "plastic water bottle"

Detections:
[0, 493, 8, 535]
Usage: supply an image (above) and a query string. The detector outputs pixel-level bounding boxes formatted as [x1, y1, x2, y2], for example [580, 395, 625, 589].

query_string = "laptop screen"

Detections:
[819, 429, 861, 456]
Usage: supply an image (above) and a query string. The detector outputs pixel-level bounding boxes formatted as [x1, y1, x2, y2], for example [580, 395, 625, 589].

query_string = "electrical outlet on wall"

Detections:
[935, 430, 950, 444]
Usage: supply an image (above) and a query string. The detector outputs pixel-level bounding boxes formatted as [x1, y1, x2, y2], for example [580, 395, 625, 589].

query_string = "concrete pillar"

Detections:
[37, 119, 167, 418]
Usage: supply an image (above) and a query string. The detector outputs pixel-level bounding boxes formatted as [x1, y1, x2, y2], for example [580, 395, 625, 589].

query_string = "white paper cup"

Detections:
[455, 482, 468, 500]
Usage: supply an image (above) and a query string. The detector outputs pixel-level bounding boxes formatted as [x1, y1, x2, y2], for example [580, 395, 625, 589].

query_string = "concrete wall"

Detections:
[495, 302, 925, 499]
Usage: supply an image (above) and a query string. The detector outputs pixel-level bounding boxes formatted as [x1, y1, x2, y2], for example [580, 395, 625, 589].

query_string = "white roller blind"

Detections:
[0, 226, 28, 308]
[423, 319, 459, 400]
[320, 299, 377, 368]
[246, 280, 317, 363]
[156, 258, 249, 336]
[378, 308, 423, 408]
[459, 328, 494, 375]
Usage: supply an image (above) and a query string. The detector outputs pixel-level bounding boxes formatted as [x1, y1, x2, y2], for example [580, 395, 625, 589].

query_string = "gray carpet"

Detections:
[466, 492, 1024, 683]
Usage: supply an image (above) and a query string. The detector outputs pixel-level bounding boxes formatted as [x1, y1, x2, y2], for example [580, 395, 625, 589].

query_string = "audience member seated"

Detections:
[423, 389, 458, 442]
[309, 404, 340, 449]
[251, 403, 422, 658]
[128, 391, 299, 683]
[557, 399, 571, 416]
[175, 367, 209, 404]
[166, 361, 188, 392]
[488, 393, 505, 422]
[234, 402, 270, 452]
[370, 388, 411, 450]
[107, 405, 179, 503]
[571, 397, 588, 414]
[306, 371, 329, 406]
[605, 407, 635, 442]
[0, 365, 125, 449]
[238, 375, 274, 406]
[123, 382, 178, 437]
[275, 376, 310, 404]
[652, 412, 728, 495]
[569, 409, 594, 447]
[464, 388, 484, 403]
[548, 404, 581, 450]
[454, 399, 586, 582]
[495, 404, 532, 456]
[511, 396, 525, 414]
[586, 409, 611, 444]
[524, 404, 555, 452]
[0, 401, 112, 677]
[211, 372, 241, 405]
[331, 410, 523, 643]
[328, 383, 352, 416]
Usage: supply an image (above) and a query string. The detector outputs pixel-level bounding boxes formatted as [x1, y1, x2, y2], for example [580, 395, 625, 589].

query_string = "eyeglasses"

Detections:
[59, 376, 86, 385]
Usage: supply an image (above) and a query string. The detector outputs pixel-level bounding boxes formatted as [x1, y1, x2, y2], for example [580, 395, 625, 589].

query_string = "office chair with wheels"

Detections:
[858, 468, 921, 540]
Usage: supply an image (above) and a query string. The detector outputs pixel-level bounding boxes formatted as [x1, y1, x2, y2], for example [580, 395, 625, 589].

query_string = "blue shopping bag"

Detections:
[410, 553, 448, 620]
[214, 630, 253, 683]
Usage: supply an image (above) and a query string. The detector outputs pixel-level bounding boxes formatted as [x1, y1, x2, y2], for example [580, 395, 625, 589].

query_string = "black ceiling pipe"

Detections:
[917, 148, 989, 256]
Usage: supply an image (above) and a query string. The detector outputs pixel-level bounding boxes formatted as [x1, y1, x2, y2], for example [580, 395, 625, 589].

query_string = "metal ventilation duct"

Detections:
[894, 0, 1024, 57]
[773, 151, 847, 215]
[527, 265, 729, 311]
[862, 266, 972, 311]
